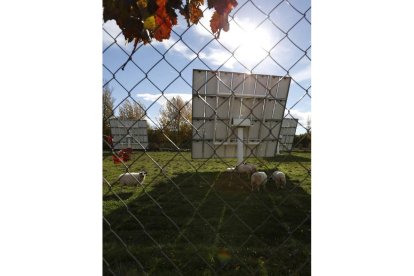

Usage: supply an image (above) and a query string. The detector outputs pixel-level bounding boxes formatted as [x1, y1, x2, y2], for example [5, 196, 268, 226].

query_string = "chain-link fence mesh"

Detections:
[103, 0, 310, 274]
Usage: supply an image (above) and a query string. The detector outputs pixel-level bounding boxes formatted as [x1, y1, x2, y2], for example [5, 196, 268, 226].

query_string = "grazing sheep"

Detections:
[250, 171, 268, 191]
[119, 170, 147, 186]
[271, 171, 286, 189]
[236, 163, 257, 177]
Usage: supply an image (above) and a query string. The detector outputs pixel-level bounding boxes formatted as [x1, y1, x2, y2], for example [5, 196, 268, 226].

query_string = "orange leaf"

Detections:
[153, 0, 171, 41]
[213, 0, 238, 14]
[189, 1, 203, 24]
[210, 11, 220, 36]
[210, 11, 229, 38]
[221, 12, 229, 32]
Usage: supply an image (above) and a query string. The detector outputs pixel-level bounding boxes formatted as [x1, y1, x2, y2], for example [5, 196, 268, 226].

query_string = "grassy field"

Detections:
[103, 151, 311, 275]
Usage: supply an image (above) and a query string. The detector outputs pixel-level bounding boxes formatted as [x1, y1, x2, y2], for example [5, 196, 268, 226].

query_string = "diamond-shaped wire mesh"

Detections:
[103, 0, 311, 275]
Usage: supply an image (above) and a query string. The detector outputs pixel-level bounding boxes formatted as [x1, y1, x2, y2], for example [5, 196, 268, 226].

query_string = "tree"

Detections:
[103, 85, 115, 136]
[158, 96, 192, 148]
[293, 133, 311, 150]
[147, 126, 163, 151]
[158, 96, 191, 131]
[306, 115, 311, 133]
[118, 99, 146, 120]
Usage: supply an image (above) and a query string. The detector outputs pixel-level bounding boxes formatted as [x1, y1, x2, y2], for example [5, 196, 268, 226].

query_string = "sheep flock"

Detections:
[235, 163, 287, 191]
[253, 171, 286, 191]
[116, 165, 286, 193]
[237, 163, 287, 192]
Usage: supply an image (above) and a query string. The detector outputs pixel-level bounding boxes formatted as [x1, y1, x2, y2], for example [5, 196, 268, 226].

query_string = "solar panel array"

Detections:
[109, 118, 148, 150]
[279, 118, 299, 152]
[192, 69, 291, 159]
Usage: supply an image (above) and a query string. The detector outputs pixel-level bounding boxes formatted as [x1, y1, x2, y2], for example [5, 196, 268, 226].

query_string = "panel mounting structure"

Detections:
[278, 118, 299, 152]
[192, 69, 291, 162]
[109, 118, 148, 150]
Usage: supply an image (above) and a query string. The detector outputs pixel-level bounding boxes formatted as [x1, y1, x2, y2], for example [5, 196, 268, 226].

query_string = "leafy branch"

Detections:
[103, 0, 238, 47]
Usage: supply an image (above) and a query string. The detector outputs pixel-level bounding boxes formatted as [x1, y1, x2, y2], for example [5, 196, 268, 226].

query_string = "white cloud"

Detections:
[291, 64, 311, 83]
[191, 7, 215, 36]
[102, 20, 125, 47]
[153, 38, 197, 60]
[285, 109, 311, 130]
[198, 50, 236, 69]
[136, 92, 192, 106]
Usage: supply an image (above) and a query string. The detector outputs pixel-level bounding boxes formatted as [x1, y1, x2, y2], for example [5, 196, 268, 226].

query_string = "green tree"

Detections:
[147, 126, 163, 151]
[294, 133, 311, 150]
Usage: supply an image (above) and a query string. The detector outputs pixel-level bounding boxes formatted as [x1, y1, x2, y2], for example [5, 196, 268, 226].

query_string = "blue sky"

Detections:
[103, 0, 311, 133]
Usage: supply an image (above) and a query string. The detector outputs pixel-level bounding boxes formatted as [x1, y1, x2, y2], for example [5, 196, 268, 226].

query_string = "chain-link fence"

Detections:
[103, 0, 311, 274]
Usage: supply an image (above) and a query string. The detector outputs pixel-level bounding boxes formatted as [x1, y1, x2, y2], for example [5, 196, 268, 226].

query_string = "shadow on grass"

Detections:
[103, 171, 311, 275]
[103, 191, 134, 201]
[262, 154, 311, 163]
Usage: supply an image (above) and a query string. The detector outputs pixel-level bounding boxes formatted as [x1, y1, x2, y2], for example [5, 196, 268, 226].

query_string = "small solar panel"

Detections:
[109, 118, 148, 150]
[278, 118, 299, 152]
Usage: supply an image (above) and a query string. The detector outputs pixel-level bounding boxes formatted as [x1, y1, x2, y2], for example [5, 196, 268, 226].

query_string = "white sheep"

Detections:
[250, 171, 268, 191]
[118, 170, 147, 186]
[271, 171, 286, 189]
[236, 163, 257, 177]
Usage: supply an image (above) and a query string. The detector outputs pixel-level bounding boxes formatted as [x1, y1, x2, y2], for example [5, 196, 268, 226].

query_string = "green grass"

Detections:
[103, 151, 311, 275]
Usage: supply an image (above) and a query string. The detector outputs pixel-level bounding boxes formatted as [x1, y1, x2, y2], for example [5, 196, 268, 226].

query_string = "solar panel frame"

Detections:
[278, 118, 299, 152]
[192, 69, 291, 159]
[109, 118, 149, 150]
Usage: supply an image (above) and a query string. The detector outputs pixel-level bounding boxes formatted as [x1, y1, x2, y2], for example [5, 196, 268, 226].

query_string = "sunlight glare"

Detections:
[221, 21, 274, 69]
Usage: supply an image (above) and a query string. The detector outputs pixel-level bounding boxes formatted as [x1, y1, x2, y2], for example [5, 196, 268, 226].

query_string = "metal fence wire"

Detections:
[103, 0, 311, 275]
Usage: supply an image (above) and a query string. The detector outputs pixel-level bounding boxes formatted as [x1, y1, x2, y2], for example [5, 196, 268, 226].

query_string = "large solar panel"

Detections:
[278, 118, 299, 152]
[109, 118, 148, 150]
[192, 69, 291, 159]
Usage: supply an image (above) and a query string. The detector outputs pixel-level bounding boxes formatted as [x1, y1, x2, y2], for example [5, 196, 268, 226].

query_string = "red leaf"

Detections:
[210, 11, 229, 38]
[210, 11, 220, 36]
[154, 0, 175, 41]
[209, 0, 237, 38]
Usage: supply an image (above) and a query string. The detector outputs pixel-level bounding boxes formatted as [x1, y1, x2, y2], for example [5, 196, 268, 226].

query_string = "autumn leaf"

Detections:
[208, 0, 237, 37]
[180, 0, 203, 26]
[144, 15, 157, 31]
[210, 11, 220, 36]
[208, 0, 237, 14]
[210, 11, 229, 38]
[104, 0, 238, 45]
[189, 0, 204, 24]
[154, 0, 176, 41]
[136, 0, 148, 9]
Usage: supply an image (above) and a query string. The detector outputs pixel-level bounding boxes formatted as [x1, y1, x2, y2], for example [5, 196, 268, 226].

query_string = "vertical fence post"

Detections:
[237, 127, 244, 165]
